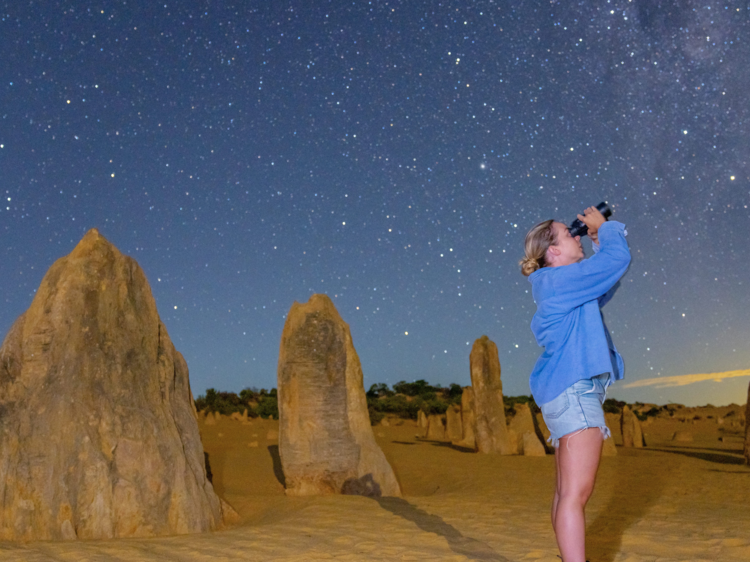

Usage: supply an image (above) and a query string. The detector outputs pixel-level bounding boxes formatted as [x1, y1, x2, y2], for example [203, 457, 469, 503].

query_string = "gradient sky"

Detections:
[1, 1, 748, 407]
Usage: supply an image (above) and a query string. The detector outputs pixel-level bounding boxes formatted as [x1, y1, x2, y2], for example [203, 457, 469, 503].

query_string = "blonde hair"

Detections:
[519, 219, 556, 276]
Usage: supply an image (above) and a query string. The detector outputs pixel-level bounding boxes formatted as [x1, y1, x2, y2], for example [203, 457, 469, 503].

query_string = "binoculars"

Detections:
[568, 202, 612, 237]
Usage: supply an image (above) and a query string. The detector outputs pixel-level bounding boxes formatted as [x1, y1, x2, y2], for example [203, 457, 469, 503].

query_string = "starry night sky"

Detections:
[2, 1, 749, 407]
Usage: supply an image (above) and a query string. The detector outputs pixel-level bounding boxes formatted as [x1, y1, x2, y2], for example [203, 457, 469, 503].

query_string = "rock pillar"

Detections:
[277, 294, 401, 497]
[469, 336, 513, 454]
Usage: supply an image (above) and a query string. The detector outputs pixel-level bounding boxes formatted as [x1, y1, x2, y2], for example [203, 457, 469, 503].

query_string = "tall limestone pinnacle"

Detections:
[0, 228, 227, 541]
[469, 335, 513, 455]
[278, 294, 401, 497]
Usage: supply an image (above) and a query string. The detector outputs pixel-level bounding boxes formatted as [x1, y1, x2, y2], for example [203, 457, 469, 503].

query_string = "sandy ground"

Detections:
[1, 413, 748, 562]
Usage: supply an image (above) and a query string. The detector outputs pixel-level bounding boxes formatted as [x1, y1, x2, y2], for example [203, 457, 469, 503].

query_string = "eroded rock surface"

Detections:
[0, 229, 224, 541]
[426, 414, 446, 441]
[621, 405, 645, 448]
[456, 387, 477, 450]
[277, 294, 400, 497]
[469, 336, 513, 454]
[446, 404, 463, 442]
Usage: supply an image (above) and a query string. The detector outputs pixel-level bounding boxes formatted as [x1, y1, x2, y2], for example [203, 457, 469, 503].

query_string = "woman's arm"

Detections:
[543, 221, 631, 314]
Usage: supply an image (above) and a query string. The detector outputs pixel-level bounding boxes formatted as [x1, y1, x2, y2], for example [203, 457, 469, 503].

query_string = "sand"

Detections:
[1, 412, 748, 562]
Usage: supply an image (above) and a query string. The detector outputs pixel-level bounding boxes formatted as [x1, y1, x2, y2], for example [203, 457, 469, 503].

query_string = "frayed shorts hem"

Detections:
[547, 425, 611, 449]
[541, 373, 612, 449]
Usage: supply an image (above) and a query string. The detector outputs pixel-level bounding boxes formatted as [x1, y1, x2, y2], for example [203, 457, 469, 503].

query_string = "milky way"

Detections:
[1, 1, 748, 406]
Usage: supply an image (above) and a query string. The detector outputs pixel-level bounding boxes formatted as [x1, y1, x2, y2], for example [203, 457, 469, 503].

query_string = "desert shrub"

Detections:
[603, 398, 625, 414]
[367, 383, 394, 399]
[368, 405, 385, 425]
[255, 395, 279, 419]
[504, 395, 539, 415]
[447, 383, 463, 403]
[195, 387, 275, 418]
[392, 379, 437, 397]
[413, 396, 448, 416]
[195, 388, 247, 415]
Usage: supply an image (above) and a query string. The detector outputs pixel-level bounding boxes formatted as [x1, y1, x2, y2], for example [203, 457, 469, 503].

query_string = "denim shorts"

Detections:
[540, 373, 612, 448]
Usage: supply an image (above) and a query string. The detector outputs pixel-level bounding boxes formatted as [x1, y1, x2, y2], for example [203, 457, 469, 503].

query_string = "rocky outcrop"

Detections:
[277, 294, 400, 497]
[469, 336, 513, 454]
[417, 410, 428, 438]
[745, 381, 750, 466]
[508, 404, 546, 455]
[672, 430, 693, 443]
[446, 404, 463, 442]
[621, 405, 645, 448]
[0, 229, 225, 541]
[522, 431, 546, 456]
[426, 414, 446, 441]
[456, 387, 477, 449]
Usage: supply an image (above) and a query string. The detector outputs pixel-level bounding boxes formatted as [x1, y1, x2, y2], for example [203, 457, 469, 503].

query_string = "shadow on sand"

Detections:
[646, 446, 746, 465]
[375, 497, 509, 562]
[267, 445, 286, 487]
[585, 448, 669, 562]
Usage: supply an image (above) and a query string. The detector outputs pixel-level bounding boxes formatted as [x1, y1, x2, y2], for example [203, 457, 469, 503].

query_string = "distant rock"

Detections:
[601, 434, 618, 456]
[426, 414, 446, 441]
[445, 404, 463, 442]
[601, 416, 618, 456]
[672, 431, 694, 443]
[277, 294, 400, 497]
[521, 431, 546, 456]
[508, 403, 536, 437]
[621, 405, 645, 448]
[417, 410, 428, 438]
[455, 386, 477, 450]
[0, 229, 225, 541]
[469, 336, 513, 454]
[507, 429, 519, 454]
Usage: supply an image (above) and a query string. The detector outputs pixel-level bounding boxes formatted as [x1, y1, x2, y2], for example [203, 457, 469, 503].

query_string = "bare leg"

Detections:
[551, 450, 561, 528]
[553, 428, 603, 562]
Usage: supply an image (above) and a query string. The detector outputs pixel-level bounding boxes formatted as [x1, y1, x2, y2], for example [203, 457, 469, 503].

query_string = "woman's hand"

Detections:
[577, 206, 606, 243]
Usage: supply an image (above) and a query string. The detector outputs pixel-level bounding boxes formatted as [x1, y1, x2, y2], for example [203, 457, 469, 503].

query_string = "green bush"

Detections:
[503, 395, 539, 415]
[603, 398, 625, 414]
[195, 387, 276, 418]
[255, 395, 279, 419]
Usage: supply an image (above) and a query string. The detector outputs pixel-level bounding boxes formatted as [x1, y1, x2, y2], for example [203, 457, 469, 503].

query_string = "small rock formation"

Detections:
[426, 414, 446, 440]
[508, 403, 536, 437]
[507, 428, 519, 454]
[446, 404, 463, 442]
[621, 405, 645, 448]
[277, 294, 400, 497]
[522, 431, 546, 456]
[469, 336, 513, 454]
[672, 431, 694, 443]
[745, 382, 750, 466]
[0, 229, 225, 541]
[602, 425, 618, 456]
[456, 387, 477, 449]
[417, 410, 429, 437]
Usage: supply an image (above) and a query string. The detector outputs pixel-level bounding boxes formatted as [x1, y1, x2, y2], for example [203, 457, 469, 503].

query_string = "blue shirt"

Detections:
[528, 221, 631, 405]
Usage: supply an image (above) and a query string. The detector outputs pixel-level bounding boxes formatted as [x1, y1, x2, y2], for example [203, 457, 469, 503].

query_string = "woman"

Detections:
[519, 206, 631, 562]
